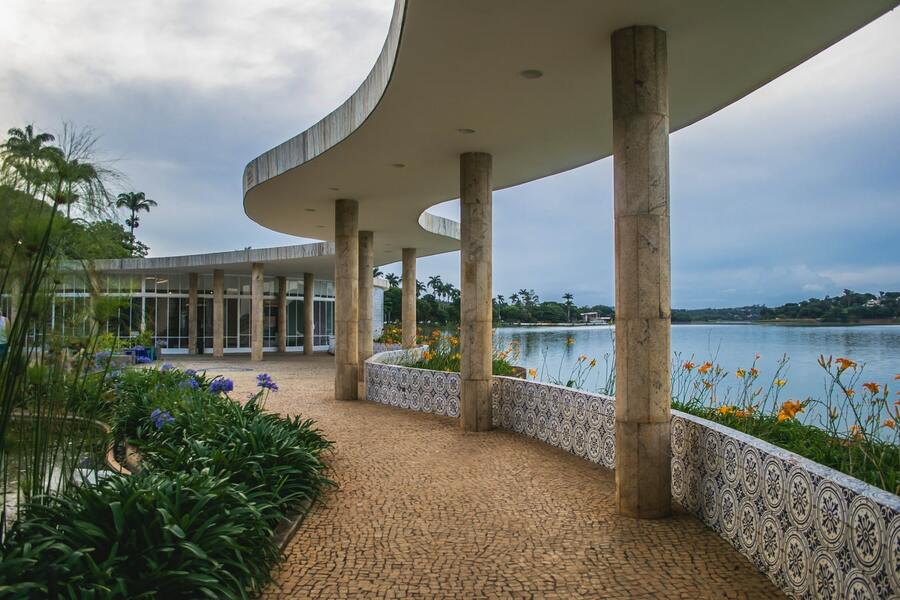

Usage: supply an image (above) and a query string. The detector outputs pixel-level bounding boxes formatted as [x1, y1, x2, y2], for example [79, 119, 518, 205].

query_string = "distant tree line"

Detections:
[758, 289, 900, 323]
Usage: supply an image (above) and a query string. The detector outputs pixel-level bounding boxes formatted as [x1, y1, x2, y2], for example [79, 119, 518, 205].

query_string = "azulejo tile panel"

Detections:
[491, 376, 616, 469]
[672, 411, 900, 600]
[364, 352, 900, 600]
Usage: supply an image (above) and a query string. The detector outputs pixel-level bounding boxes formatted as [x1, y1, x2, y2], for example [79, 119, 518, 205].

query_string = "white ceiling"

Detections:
[243, 0, 897, 267]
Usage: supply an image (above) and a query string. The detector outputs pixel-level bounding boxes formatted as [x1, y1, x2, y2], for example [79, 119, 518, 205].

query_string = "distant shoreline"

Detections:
[493, 319, 900, 328]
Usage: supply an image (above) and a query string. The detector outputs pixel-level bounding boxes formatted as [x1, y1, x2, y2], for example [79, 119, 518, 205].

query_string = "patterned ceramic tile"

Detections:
[364, 351, 900, 600]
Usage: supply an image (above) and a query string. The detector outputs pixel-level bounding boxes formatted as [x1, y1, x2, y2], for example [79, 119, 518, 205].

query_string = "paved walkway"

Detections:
[170, 354, 782, 599]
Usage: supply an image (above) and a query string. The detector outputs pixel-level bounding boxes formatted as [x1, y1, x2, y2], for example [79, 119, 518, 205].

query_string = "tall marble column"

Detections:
[277, 275, 287, 353]
[187, 272, 198, 354]
[358, 231, 375, 380]
[250, 263, 264, 362]
[401, 247, 417, 348]
[213, 269, 224, 358]
[304, 272, 314, 355]
[612, 25, 672, 519]
[459, 152, 493, 432]
[334, 199, 359, 400]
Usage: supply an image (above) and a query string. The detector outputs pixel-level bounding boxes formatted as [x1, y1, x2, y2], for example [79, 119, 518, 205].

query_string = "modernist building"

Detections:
[4, 242, 390, 358]
[239, 0, 897, 520]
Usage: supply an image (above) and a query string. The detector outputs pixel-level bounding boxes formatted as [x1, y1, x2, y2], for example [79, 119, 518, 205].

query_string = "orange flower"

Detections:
[566, 337, 575, 346]
[423, 350, 433, 361]
[777, 400, 804, 422]
[528, 368, 538, 378]
[750, 367, 759, 378]
[736, 368, 746, 379]
[862, 382, 880, 395]
[698, 362, 713, 375]
[716, 405, 732, 416]
[849, 425, 864, 440]
[884, 418, 896, 430]
[702, 380, 713, 389]
[578, 354, 588, 362]
[835, 357, 857, 371]
[589, 358, 597, 368]
[895, 373, 900, 380]
[774, 379, 787, 388]
[683, 361, 695, 371]
[846, 388, 856, 398]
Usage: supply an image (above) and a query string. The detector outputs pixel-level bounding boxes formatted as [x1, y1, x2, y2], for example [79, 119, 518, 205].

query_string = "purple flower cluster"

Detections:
[150, 408, 174, 430]
[178, 378, 199, 390]
[161, 363, 175, 372]
[209, 377, 234, 394]
[135, 356, 153, 364]
[184, 369, 197, 378]
[256, 373, 279, 391]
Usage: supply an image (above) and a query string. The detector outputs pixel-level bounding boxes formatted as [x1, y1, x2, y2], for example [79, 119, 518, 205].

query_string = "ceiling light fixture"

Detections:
[304, 208, 316, 212]
[457, 128, 476, 134]
[519, 69, 543, 79]
[391, 163, 406, 168]
[328, 187, 339, 191]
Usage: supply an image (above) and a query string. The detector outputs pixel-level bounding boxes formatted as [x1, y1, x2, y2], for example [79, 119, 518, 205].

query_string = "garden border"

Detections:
[364, 349, 900, 599]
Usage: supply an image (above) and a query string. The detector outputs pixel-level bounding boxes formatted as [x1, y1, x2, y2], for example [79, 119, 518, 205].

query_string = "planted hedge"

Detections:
[0, 366, 332, 599]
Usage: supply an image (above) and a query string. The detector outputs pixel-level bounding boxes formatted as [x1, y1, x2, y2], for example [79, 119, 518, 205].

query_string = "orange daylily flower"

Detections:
[835, 357, 857, 371]
[777, 400, 804, 422]
[774, 379, 787, 388]
[702, 380, 713, 389]
[566, 337, 575, 346]
[862, 382, 880, 395]
[698, 362, 713, 375]
[736, 368, 746, 379]
[716, 406, 732, 416]
[884, 419, 896, 430]
[589, 358, 597, 368]
[750, 367, 759, 378]
[528, 368, 538, 378]
[683, 361, 695, 371]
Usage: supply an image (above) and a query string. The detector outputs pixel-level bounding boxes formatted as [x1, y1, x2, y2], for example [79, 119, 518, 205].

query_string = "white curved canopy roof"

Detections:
[243, 0, 896, 265]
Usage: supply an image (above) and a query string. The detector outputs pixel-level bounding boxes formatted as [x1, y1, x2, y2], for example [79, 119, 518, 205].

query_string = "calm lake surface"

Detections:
[494, 324, 900, 408]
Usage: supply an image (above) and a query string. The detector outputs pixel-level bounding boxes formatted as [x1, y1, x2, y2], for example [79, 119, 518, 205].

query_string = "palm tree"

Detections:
[446, 284, 460, 302]
[495, 294, 506, 306]
[373, 267, 384, 278]
[116, 191, 157, 247]
[46, 149, 101, 218]
[562, 292, 574, 322]
[427, 275, 443, 299]
[416, 280, 426, 298]
[385, 273, 400, 288]
[509, 292, 520, 306]
[1, 124, 57, 195]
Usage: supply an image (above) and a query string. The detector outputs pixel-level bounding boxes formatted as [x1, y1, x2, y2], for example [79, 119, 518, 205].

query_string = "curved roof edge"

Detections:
[242, 0, 407, 196]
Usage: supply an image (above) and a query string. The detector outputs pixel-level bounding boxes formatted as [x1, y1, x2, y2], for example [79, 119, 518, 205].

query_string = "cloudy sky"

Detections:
[2, 1, 898, 308]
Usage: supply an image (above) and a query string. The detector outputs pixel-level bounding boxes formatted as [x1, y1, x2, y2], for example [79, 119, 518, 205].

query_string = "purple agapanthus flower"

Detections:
[256, 373, 279, 391]
[178, 378, 199, 390]
[161, 363, 175, 372]
[209, 377, 234, 394]
[184, 369, 197, 378]
[135, 356, 153, 364]
[150, 408, 174, 429]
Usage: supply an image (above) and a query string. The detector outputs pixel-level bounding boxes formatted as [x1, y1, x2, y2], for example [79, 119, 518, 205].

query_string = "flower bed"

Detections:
[363, 350, 900, 599]
[0, 365, 332, 598]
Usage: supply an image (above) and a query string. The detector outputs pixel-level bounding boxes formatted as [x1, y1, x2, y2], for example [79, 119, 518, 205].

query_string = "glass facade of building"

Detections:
[14, 273, 348, 354]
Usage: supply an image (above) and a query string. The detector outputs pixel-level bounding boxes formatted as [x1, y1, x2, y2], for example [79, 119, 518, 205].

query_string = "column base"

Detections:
[460, 378, 492, 432]
[615, 420, 671, 519]
[335, 363, 359, 401]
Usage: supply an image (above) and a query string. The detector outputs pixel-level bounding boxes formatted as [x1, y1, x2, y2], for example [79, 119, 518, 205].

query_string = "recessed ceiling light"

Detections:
[391, 163, 405, 168]
[328, 187, 339, 191]
[520, 69, 543, 79]
[457, 128, 476, 134]
[304, 208, 316, 212]
[316, 225, 325, 229]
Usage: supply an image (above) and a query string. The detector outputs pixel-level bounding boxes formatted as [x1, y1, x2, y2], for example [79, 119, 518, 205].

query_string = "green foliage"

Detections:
[758, 289, 900, 323]
[402, 331, 518, 377]
[0, 469, 280, 599]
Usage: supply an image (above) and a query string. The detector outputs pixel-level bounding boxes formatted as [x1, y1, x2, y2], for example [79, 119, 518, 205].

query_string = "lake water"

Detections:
[494, 324, 899, 424]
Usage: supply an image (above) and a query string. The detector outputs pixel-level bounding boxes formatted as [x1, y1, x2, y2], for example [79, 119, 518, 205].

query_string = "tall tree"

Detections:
[1, 124, 57, 195]
[373, 267, 384, 278]
[562, 292, 574, 322]
[416, 279, 426, 298]
[115, 191, 157, 248]
[427, 275, 443, 299]
[385, 273, 400, 288]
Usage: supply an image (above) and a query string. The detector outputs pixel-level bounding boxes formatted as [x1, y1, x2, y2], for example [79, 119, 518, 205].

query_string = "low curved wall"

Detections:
[364, 350, 900, 598]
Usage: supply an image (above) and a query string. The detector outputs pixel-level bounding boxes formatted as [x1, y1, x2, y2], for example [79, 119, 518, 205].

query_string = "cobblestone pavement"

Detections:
[170, 354, 783, 599]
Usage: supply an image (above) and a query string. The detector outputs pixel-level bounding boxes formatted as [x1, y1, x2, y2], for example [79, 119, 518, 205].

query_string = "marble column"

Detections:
[187, 272, 198, 354]
[459, 152, 493, 432]
[612, 25, 672, 519]
[304, 272, 314, 355]
[277, 276, 287, 353]
[250, 263, 264, 362]
[358, 231, 375, 380]
[334, 199, 359, 400]
[401, 247, 417, 348]
[212, 269, 224, 358]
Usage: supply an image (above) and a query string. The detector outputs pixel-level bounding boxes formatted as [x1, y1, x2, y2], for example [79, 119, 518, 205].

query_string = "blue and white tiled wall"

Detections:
[365, 352, 900, 599]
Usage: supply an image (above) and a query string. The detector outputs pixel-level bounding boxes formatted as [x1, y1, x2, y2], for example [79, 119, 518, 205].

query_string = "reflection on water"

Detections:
[494, 324, 900, 423]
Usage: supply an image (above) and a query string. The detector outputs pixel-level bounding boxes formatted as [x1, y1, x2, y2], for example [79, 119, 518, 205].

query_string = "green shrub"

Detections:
[403, 331, 518, 376]
[0, 469, 279, 599]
